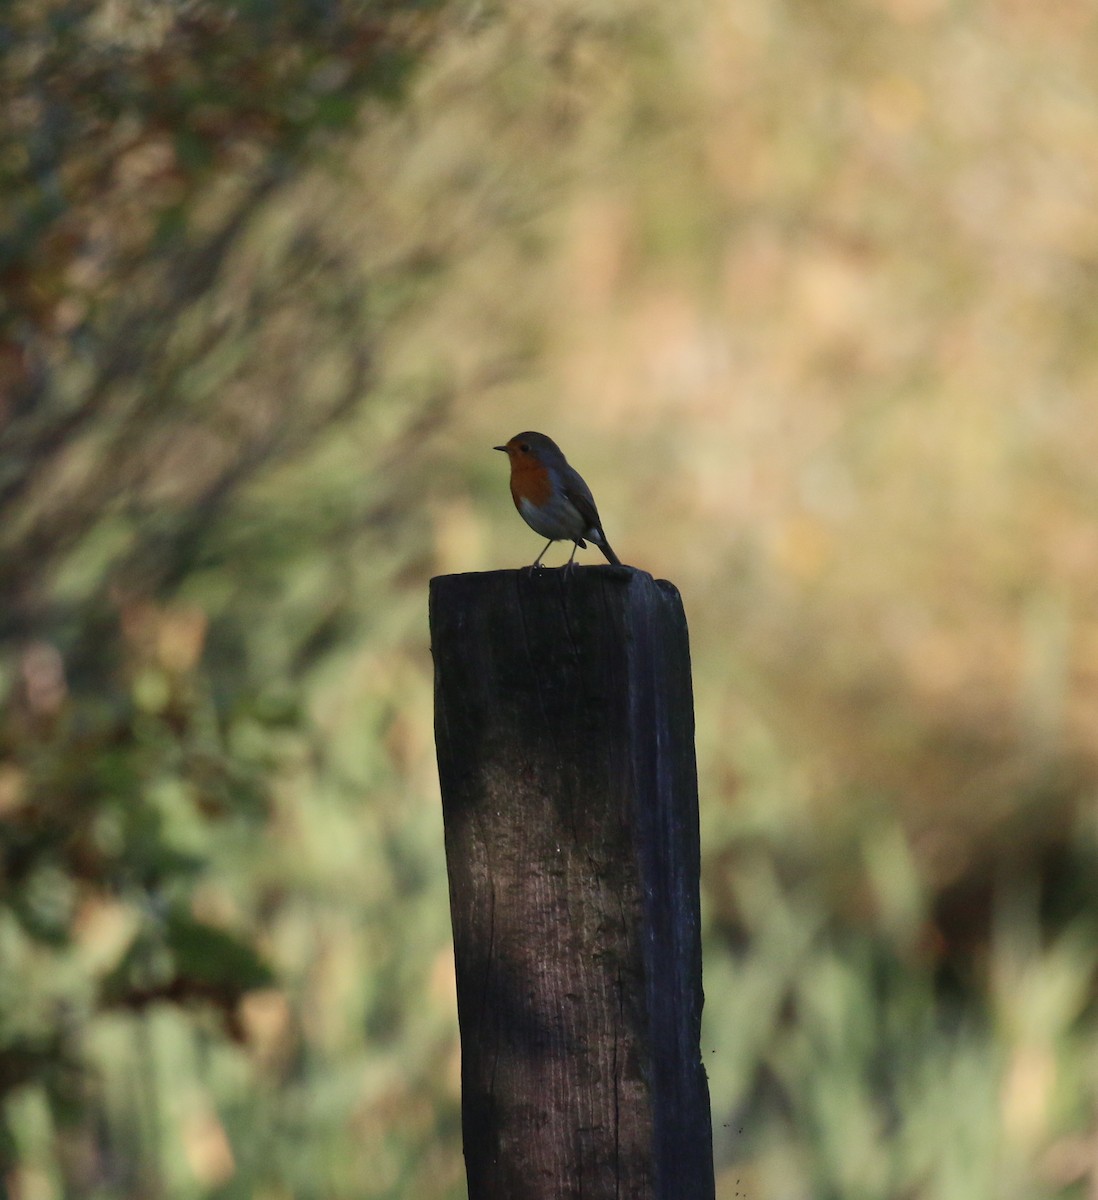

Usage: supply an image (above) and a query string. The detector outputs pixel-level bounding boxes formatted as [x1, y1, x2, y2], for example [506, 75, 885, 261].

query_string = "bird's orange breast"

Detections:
[508, 456, 554, 510]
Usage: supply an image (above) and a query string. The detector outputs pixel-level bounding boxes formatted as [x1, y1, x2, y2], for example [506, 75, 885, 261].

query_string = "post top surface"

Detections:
[430, 565, 677, 590]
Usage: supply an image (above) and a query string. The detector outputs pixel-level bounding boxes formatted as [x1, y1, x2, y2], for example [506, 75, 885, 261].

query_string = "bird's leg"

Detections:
[529, 539, 554, 570]
[563, 541, 580, 574]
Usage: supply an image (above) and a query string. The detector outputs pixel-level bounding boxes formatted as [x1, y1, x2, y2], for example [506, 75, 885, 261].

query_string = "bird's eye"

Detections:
[519, 443, 530, 453]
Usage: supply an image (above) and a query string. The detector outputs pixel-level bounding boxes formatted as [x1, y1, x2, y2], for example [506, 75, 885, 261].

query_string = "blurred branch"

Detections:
[0, 167, 284, 518]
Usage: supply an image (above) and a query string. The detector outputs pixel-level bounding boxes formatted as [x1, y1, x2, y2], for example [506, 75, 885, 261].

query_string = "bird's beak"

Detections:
[493, 445, 508, 452]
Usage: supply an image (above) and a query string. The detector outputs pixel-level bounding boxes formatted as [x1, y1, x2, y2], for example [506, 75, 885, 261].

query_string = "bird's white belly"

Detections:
[519, 494, 587, 540]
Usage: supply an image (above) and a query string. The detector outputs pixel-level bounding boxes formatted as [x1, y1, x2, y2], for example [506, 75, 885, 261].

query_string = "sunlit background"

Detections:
[4, 1, 1098, 1197]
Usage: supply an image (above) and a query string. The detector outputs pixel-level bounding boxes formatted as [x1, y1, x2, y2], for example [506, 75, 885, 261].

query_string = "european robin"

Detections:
[494, 431, 623, 568]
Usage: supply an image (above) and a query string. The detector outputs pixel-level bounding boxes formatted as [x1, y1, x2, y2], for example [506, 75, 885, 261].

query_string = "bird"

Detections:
[494, 431, 623, 569]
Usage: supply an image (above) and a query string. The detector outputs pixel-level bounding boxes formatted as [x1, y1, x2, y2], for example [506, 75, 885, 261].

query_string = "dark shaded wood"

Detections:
[430, 566, 714, 1200]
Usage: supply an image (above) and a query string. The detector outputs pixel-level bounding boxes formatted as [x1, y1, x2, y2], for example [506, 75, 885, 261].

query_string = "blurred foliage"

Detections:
[1, 0, 461, 1196]
[4, 0, 1098, 1197]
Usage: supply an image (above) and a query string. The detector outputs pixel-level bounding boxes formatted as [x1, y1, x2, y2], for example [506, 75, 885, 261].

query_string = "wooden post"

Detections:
[430, 567, 714, 1200]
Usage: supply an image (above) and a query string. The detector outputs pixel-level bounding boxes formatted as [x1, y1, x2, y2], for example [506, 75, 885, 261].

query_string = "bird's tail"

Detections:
[596, 531, 622, 567]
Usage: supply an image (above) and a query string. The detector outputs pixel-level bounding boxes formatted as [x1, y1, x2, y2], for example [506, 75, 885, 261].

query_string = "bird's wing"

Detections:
[565, 474, 621, 563]
[562, 469, 603, 533]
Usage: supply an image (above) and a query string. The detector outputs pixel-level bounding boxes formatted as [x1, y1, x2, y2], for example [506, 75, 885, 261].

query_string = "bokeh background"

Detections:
[4, 1, 1098, 1197]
